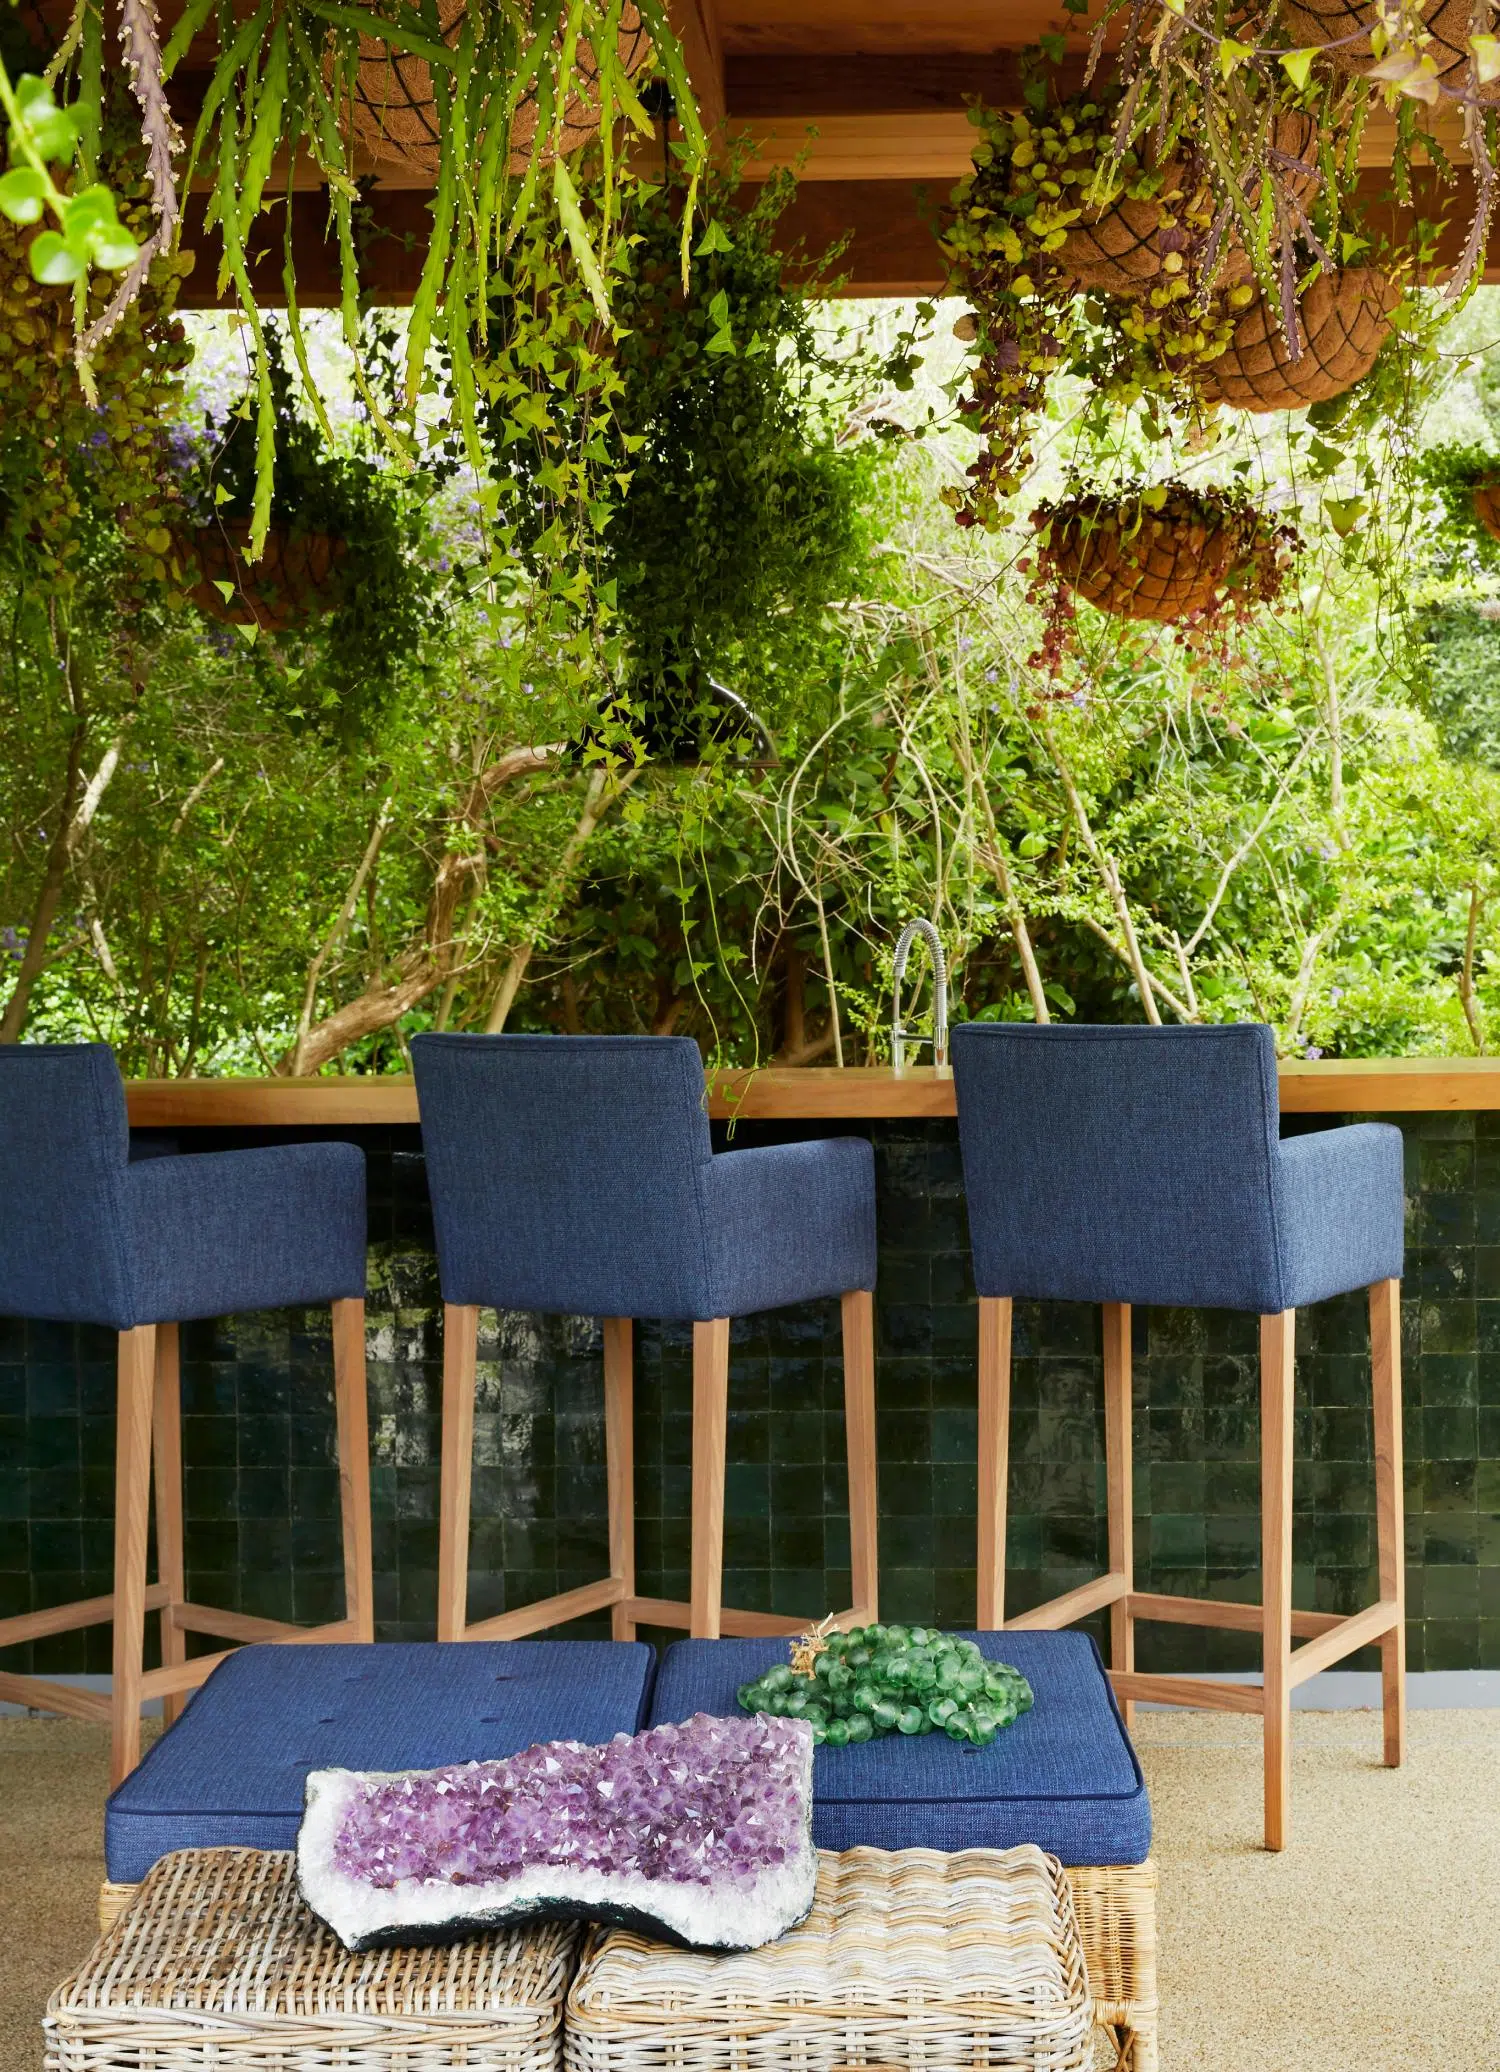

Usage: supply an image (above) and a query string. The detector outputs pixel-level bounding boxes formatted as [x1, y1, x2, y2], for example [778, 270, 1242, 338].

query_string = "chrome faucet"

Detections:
[891, 919, 950, 1072]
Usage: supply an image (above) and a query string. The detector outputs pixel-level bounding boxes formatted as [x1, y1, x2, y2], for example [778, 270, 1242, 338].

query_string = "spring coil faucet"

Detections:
[891, 919, 950, 1072]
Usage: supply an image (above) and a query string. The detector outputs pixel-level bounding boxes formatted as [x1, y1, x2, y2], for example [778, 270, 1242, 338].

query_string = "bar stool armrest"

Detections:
[123, 1144, 366, 1324]
[700, 1138, 876, 1317]
[1273, 1123, 1404, 1309]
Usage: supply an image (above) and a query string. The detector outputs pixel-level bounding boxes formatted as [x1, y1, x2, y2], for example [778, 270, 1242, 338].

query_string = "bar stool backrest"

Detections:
[411, 1034, 717, 1317]
[951, 1021, 1287, 1312]
[0, 1042, 131, 1324]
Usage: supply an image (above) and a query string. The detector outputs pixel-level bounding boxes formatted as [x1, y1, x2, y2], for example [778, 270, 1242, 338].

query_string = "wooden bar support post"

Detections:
[977, 1296, 1012, 1629]
[1102, 1302, 1135, 1729]
[842, 1290, 879, 1623]
[332, 1299, 374, 1643]
[1371, 1277, 1406, 1768]
[604, 1318, 636, 1641]
[150, 1324, 187, 1729]
[110, 1326, 157, 1790]
[437, 1304, 478, 1643]
[690, 1319, 731, 1640]
[1260, 1308, 1296, 1852]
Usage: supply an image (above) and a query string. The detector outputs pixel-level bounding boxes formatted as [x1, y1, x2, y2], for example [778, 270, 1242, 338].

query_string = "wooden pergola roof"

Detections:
[32, 0, 1500, 301]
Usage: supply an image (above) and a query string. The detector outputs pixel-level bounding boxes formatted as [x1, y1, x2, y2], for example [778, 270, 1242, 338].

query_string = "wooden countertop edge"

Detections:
[121, 1058, 1500, 1125]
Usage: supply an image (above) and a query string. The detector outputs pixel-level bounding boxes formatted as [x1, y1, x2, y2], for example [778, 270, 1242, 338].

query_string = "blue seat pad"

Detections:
[106, 1641, 656, 1884]
[649, 1631, 1150, 1866]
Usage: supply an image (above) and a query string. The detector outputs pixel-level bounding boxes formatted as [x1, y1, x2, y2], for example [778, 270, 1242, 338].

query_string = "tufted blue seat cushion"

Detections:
[104, 1641, 656, 1883]
[412, 1034, 876, 1319]
[648, 1631, 1150, 1865]
[951, 1022, 1403, 1313]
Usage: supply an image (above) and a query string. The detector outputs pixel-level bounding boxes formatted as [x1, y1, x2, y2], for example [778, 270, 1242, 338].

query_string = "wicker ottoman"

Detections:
[567, 1846, 1095, 2072]
[48, 1849, 577, 2072]
[649, 1634, 1158, 2072]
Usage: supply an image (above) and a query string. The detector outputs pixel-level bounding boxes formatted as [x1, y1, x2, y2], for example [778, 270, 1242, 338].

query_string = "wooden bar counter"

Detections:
[121, 1055, 1500, 1127]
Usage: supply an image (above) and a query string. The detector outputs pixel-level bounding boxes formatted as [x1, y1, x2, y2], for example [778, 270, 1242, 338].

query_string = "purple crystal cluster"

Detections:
[330, 1713, 811, 1893]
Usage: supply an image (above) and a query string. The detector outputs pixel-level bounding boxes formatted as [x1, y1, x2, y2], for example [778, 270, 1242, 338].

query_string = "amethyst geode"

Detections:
[297, 1712, 817, 1953]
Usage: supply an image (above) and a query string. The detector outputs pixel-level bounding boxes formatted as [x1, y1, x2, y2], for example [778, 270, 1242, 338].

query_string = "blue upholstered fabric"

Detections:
[105, 1640, 657, 1882]
[951, 1022, 1404, 1312]
[0, 1043, 366, 1328]
[649, 1631, 1150, 1864]
[411, 1034, 876, 1319]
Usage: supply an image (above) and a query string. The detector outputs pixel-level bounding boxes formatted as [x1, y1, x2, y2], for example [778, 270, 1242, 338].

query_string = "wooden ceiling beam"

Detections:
[177, 161, 1500, 306]
[668, 0, 728, 132]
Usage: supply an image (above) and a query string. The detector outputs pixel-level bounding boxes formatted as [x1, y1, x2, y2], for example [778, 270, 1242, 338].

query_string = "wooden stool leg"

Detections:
[977, 1296, 1012, 1629]
[1260, 1308, 1296, 1851]
[1371, 1278, 1406, 1768]
[110, 1326, 157, 1789]
[332, 1299, 374, 1643]
[1103, 1302, 1135, 1731]
[150, 1324, 187, 1728]
[690, 1319, 731, 1640]
[841, 1290, 879, 1623]
[437, 1304, 479, 1643]
[604, 1318, 636, 1641]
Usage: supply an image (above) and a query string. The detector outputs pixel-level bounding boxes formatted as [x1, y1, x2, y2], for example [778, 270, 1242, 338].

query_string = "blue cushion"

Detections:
[952, 1022, 1403, 1312]
[412, 1033, 875, 1319]
[648, 1631, 1150, 1866]
[0, 1043, 366, 1328]
[105, 1641, 656, 1883]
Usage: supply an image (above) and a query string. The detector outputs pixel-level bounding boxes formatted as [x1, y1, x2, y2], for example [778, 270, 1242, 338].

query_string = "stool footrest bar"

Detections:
[171, 1602, 310, 1645]
[1110, 1671, 1265, 1715]
[0, 1582, 171, 1649]
[0, 1671, 112, 1722]
[1004, 1571, 1129, 1630]
[627, 1597, 864, 1637]
[462, 1576, 629, 1642]
[1287, 1599, 1399, 1686]
[138, 1617, 358, 1700]
[1128, 1591, 1338, 1637]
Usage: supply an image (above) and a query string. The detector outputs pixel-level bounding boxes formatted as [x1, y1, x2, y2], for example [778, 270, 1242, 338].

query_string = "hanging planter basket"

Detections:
[1031, 483, 1300, 628]
[346, 3, 653, 175]
[187, 520, 346, 634]
[1278, 0, 1500, 99]
[1198, 266, 1398, 411]
[1059, 114, 1319, 294]
[1473, 481, 1500, 541]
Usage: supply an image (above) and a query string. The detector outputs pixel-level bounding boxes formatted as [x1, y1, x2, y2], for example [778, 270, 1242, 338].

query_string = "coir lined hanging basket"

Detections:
[188, 521, 345, 633]
[1060, 112, 1319, 294]
[1034, 484, 1298, 626]
[1474, 481, 1500, 541]
[346, 3, 653, 176]
[1278, 0, 1500, 99]
[1199, 266, 1398, 411]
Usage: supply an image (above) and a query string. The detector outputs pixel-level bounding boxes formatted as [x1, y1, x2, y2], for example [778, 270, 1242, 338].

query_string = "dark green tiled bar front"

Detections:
[2, 1110, 1498, 1677]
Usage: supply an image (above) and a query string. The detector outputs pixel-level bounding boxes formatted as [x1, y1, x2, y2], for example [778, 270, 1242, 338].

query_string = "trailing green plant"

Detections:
[0, 78, 194, 608]
[604, 160, 895, 755]
[185, 319, 447, 737]
[23, 0, 706, 551]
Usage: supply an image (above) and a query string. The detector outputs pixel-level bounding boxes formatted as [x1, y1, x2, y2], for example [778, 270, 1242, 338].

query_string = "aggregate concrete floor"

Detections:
[2, 1708, 1497, 2070]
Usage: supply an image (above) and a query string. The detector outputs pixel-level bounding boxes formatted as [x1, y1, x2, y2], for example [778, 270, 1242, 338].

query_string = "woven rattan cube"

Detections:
[48, 1848, 579, 2072]
[1066, 1863, 1157, 2072]
[566, 1845, 1094, 2072]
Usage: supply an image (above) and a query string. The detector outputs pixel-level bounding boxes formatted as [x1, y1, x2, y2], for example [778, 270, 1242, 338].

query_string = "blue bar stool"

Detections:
[411, 1033, 879, 1643]
[951, 1021, 1405, 1850]
[0, 1044, 372, 1785]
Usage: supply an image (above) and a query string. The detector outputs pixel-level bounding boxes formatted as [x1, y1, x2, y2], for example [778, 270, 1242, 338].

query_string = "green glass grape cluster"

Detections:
[737, 1626, 1034, 1748]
